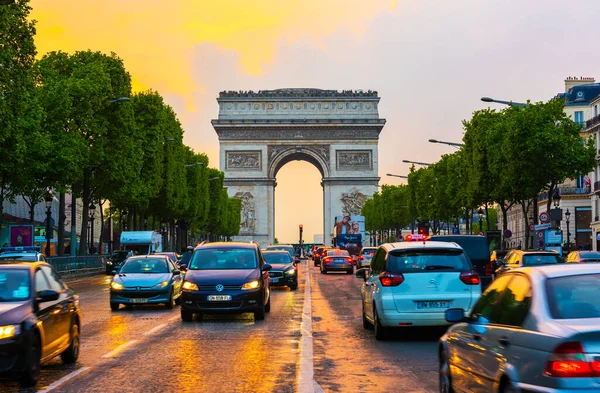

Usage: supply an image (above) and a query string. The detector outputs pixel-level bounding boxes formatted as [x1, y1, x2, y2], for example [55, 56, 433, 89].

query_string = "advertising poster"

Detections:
[9, 225, 34, 247]
[333, 215, 365, 255]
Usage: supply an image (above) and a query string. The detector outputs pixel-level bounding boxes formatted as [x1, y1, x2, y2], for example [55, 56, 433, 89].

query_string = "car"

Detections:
[266, 244, 296, 262]
[495, 249, 562, 276]
[109, 255, 183, 310]
[0, 261, 81, 386]
[489, 249, 509, 279]
[356, 241, 481, 340]
[0, 246, 47, 262]
[154, 251, 181, 266]
[313, 246, 331, 267]
[320, 248, 353, 274]
[106, 250, 130, 274]
[180, 242, 271, 321]
[439, 264, 600, 393]
[262, 250, 298, 290]
[565, 250, 600, 263]
[357, 247, 377, 269]
[429, 235, 492, 289]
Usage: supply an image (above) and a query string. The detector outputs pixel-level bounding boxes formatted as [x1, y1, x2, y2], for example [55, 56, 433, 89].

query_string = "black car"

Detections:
[262, 250, 298, 290]
[0, 261, 81, 386]
[180, 242, 271, 321]
[106, 250, 130, 274]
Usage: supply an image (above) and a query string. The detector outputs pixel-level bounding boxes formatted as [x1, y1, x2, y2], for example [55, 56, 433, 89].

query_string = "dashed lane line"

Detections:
[143, 323, 167, 336]
[101, 339, 139, 358]
[38, 367, 90, 393]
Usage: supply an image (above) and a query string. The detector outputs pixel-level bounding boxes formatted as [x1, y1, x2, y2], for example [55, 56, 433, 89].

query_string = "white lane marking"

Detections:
[39, 367, 90, 393]
[143, 323, 167, 336]
[101, 340, 138, 358]
[297, 262, 324, 393]
[169, 315, 180, 322]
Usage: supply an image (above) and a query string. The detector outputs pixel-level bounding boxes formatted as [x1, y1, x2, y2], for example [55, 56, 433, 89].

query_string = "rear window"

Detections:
[326, 250, 350, 256]
[547, 274, 600, 319]
[387, 249, 471, 273]
[579, 252, 600, 262]
[362, 249, 376, 255]
[522, 254, 561, 266]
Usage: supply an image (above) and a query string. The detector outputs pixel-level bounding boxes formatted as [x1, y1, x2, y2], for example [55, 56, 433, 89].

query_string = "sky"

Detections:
[30, 0, 600, 243]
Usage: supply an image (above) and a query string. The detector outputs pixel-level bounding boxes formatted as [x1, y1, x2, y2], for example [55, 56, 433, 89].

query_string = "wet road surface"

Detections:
[1, 260, 440, 393]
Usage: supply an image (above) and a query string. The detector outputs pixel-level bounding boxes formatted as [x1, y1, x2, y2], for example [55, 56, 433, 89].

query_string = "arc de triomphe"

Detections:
[212, 89, 385, 247]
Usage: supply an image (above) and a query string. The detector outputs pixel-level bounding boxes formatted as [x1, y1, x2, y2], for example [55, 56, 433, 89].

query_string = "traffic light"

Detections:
[299, 224, 303, 245]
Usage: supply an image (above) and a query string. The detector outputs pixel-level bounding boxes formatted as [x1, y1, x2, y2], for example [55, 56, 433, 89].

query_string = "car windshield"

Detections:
[0, 255, 36, 261]
[267, 246, 293, 253]
[120, 258, 169, 274]
[522, 254, 561, 266]
[547, 274, 600, 319]
[579, 252, 600, 262]
[189, 248, 257, 270]
[0, 270, 30, 301]
[263, 252, 292, 264]
[387, 249, 470, 273]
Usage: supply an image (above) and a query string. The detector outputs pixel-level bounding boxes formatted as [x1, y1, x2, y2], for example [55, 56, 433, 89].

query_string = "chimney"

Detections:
[565, 76, 595, 92]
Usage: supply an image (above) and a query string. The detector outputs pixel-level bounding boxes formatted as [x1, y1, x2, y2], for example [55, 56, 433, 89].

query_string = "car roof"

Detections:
[520, 263, 600, 278]
[383, 241, 463, 252]
[197, 242, 257, 250]
[513, 250, 557, 255]
[267, 244, 293, 247]
[128, 255, 169, 259]
[0, 261, 47, 269]
[361, 246, 377, 249]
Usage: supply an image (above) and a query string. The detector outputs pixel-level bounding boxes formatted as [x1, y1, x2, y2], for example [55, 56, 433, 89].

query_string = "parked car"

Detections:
[0, 261, 81, 386]
[356, 241, 481, 340]
[495, 250, 562, 276]
[0, 246, 47, 262]
[313, 246, 331, 267]
[565, 250, 600, 263]
[357, 246, 377, 269]
[429, 235, 491, 289]
[262, 250, 298, 290]
[106, 250, 130, 274]
[439, 264, 600, 393]
[109, 255, 183, 310]
[320, 248, 353, 274]
[180, 242, 271, 321]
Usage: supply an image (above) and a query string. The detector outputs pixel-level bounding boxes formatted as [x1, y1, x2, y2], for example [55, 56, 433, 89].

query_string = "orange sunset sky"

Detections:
[30, 0, 600, 242]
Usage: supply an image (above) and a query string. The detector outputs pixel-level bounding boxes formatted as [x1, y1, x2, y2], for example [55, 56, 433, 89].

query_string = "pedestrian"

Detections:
[65, 243, 71, 254]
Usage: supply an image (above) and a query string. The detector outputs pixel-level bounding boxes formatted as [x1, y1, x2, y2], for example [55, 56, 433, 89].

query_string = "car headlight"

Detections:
[241, 280, 260, 290]
[285, 269, 296, 276]
[182, 281, 198, 291]
[111, 281, 124, 290]
[0, 325, 21, 340]
[153, 281, 169, 289]
[107, 261, 113, 265]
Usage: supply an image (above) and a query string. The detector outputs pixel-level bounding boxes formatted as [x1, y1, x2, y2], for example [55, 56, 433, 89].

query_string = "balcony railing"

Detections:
[538, 186, 590, 201]
[586, 114, 600, 130]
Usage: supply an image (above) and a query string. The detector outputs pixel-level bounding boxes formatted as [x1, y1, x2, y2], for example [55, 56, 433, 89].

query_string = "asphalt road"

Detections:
[1, 260, 441, 393]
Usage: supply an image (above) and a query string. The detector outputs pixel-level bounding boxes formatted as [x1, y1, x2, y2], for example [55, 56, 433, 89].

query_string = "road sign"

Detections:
[538, 240, 544, 248]
[534, 223, 551, 231]
[503, 229, 512, 239]
[529, 224, 534, 232]
[539, 212, 550, 224]
[451, 227, 459, 234]
[537, 231, 544, 239]
[545, 230, 563, 245]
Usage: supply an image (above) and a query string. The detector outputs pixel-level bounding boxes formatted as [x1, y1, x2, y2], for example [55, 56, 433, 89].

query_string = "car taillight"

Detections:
[360, 255, 365, 260]
[546, 342, 600, 378]
[379, 272, 404, 287]
[345, 257, 353, 263]
[322, 257, 332, 263]
[459, 271, 480, 285]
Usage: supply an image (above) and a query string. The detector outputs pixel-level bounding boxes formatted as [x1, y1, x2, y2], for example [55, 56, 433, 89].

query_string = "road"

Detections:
[1, 261, 442, 393]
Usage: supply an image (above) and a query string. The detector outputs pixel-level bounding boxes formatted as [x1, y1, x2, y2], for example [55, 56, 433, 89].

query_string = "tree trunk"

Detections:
[98, 200, 105, 254]
[78, 172, 90, 256]
[521, 201, 530, 250]
[58, 192, 65, 256]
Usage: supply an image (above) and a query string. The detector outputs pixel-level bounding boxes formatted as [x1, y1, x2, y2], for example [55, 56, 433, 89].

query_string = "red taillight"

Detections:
[369, 252, 374, 256]
[345, 257, 353, 263]
[360, 255, 365, 260]
[379, 272, 404, 286]
[322, 257, 332, 264]
[459, 271, 480, 285]
[406, 235, 412, 241]
[545, 342, 600, 378]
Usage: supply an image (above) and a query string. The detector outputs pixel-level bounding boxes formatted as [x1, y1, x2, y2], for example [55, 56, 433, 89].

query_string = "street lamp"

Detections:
[44, 193, 53, 256]
[89, 204, 96, 254]
[386, 173, 408, 179]
[402, 160, 431, 167]
[428, 139, 464, 148]
[477, 208, 484, 234]
[480, 97, 528, 108]
[565, 209, 571, 253]
[552, 188, 561, 207]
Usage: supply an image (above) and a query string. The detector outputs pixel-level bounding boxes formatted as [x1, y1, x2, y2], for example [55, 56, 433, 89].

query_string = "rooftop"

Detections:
[218, 88, 379, 99]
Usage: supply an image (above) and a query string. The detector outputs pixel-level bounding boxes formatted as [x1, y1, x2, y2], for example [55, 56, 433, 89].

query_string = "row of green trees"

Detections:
[362, 99, 596, 247]
[0, 1, 241, 254]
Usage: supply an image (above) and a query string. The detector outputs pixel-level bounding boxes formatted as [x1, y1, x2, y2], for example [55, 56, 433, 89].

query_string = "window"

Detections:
[470, 274, 512, 323]
[34, 269, 51, 295]
[574, 111, 584, 125]
[387, 249, 470, 273]
[522, 254, 561, 266]
[547, 274, 600, 319]
[370, 249, 386, 274]
[495, 274, 532, 327]
[189, 248, 258, 270]
[41, 266, 66, 291]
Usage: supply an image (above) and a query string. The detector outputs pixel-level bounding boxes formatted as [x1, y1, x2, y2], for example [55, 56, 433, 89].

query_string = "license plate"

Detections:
[131, 298, 148, 303]
[207, 295, 232, 301]
[416, 301, 451, 309]
[270, 278, 280, 283]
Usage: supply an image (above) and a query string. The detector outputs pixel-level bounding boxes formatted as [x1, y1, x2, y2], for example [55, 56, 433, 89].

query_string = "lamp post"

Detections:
[44, 193, 53, 256]
[477, 208, 484, 234]
[565, 209, 571, 253]
[428, 139, 464, 148]
[386, 173, 408, 179]
[480, 97, 528, 108]
[402, 159, 432, 167]
[89, 204, 96, 254]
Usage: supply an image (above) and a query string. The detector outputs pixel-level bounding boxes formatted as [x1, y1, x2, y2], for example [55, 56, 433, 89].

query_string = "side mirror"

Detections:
[37, 289, 60, 303]
[355, 268, 367, 280]
[262, 263, 272, 272]
[111, 269, 117, 275]
[445, 308, 466, 323]
[172, 270, 181, 275]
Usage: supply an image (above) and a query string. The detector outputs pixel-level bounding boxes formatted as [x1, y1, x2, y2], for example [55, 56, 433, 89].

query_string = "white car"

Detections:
[356, 241, 481, 340]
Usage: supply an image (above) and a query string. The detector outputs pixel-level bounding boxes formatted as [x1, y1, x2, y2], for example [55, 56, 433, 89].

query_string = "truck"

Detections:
[119, 231, 163, 255]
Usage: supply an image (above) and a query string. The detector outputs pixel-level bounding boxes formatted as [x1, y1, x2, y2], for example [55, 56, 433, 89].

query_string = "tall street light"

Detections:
[480, 97, 529, 107]
[402, 160, 431, 167]
[386, 173, 408, 179]
[89, 204, 96, 254]
[565, 209, 571, 253]
[44, 193, 53, 256]
[477, 208, 484, 234]
[428, 139, 463, 148]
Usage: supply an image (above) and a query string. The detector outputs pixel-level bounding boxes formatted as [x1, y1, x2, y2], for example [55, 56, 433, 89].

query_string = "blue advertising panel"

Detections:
[545, 230, 563, 245]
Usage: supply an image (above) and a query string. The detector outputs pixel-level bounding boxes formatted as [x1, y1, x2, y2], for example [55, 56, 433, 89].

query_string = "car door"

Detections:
[34, 268, 63, 357]
[448, 274, 512, 393]
[168, 260, 182, 295]
[364, 249, 386, 321]
[257, 249, 270, 303]
[40, 266, 72, 350]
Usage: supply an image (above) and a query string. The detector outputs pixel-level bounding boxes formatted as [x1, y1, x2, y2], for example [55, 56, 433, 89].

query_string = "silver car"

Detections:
[439, 264, 600, 393]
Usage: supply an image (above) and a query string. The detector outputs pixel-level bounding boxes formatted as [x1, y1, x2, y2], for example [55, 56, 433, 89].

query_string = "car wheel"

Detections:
[174, 294, 182, 305]
[501, 378, 518, 393]
[265, 293, 271, 313]
[373, 306, 388, 341]
[313, 261, 317, 267]
[165, 291, 174, 309]
[19, 333, 41, 387]
[439, 348, 454, 393]
[181, 308, 194, 322]
[362, 302, 372, 329]
[110, 303, 119, 311]
[254, 300, 266, 321]
[289, 283, 298, 290]
[61, 323, 80, 364]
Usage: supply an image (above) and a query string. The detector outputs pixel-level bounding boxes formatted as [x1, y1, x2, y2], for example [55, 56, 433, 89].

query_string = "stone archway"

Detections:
[213, 88, 385, 247]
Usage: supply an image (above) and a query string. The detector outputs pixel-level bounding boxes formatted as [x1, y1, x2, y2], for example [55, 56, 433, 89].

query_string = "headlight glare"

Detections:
[285, 269, 296, 276]
[0, 325, 20, 340]
[242, 280, 260, 290]
[153, 281, 169, 289]
[111, 281, 124, 290]
[182, 281, 199, 291]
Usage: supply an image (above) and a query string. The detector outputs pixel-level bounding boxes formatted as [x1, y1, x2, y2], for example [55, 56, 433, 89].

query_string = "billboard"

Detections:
[333, 215, 365, 253]
[9, 225, 34, 247]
